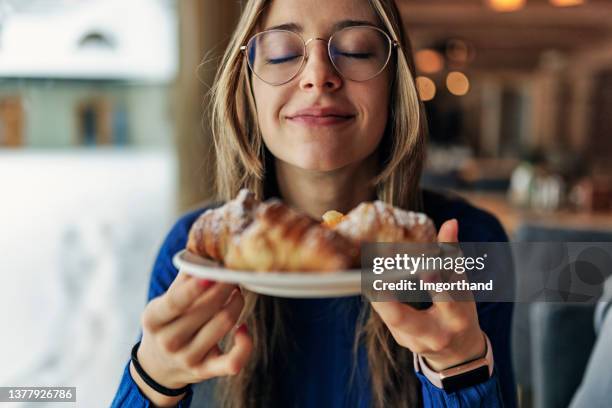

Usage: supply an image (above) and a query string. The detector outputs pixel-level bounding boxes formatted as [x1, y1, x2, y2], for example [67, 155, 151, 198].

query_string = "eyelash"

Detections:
[266, 55, 301, 64]
[266, 51, 373, 65]
[337, 52, 372, 59]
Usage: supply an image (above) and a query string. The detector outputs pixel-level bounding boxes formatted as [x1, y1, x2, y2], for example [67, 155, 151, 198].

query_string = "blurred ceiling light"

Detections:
[416, 76, 436, 101]
[550, 0, 585, 6]
[446, 72, 470, 96]
[486, 0, 526, 12]
[415, 49, 444, 74]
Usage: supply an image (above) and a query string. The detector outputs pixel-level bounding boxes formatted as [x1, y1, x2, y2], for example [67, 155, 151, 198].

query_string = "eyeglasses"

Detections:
[240, 25, 398, 86]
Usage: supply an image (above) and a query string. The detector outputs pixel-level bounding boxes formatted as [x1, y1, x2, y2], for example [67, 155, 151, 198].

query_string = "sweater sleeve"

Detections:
[417, 370, 504, 408]
[110, 209, 206, 408]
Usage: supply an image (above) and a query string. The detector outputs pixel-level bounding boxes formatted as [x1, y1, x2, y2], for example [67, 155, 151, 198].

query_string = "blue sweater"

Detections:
[111, 189, 516, 407]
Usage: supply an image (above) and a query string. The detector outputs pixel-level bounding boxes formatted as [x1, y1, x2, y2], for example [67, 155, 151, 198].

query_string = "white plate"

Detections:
[172, 249, 362, 298]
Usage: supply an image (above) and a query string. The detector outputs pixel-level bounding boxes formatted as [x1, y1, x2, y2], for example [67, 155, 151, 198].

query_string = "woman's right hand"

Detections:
[131, 272, 253, 405]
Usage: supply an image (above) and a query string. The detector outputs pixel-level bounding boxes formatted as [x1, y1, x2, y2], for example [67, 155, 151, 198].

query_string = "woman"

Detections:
[112, 0, 516, 406]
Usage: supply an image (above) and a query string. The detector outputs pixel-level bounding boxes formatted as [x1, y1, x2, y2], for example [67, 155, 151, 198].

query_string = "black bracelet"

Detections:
[131, 341, 191, 397]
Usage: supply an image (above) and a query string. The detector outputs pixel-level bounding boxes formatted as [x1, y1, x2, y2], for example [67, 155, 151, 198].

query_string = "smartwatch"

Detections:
[413, 331, 494, 393]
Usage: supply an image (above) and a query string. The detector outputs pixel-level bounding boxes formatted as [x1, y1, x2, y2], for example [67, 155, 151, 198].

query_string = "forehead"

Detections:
[260, 0, 381, 35]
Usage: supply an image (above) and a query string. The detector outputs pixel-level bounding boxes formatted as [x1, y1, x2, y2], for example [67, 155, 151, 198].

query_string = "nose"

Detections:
[298, 39, 342, 92]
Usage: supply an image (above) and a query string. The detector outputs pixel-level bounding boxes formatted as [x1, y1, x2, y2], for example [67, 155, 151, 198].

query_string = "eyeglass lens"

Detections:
[246, 27, 392, 85]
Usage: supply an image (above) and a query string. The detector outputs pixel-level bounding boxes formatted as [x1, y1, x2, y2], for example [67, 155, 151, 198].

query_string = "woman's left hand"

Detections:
[370, 219, 486, 371]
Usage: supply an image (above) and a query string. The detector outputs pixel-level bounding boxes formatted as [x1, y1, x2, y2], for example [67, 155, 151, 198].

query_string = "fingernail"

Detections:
[199, 279, 214, 289]
[451, 219, 459, 237]
[236, 323, 248, 335]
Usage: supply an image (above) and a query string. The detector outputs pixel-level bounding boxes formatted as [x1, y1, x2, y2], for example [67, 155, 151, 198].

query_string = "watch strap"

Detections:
[413, 331, 494, 390]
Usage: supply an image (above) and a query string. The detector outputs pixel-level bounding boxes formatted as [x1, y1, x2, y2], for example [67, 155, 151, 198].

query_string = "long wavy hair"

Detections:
[207, 1, 428, 406]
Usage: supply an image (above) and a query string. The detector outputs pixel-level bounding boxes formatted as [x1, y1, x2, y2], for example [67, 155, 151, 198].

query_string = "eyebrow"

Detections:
[264, 19, 379, 33]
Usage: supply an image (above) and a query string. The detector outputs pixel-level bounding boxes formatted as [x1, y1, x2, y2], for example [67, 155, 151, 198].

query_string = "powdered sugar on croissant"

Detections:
[224, 199, 359, 272]
[186, 189, 260, 261]
[331, 201, 437, 244]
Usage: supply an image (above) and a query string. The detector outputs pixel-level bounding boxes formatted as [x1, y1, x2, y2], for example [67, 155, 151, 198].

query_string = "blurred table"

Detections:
[457, 191, 612, 237]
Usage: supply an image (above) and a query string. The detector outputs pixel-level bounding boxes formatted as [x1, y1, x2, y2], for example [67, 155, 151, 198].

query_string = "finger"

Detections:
[423, 269, 468, 305]
[185, 283, 238, 314]
[371, 300, 434, 335]
[437, 218, 458, 243]
[156, 283, 239, 350]
[143, 274, 212, 331]
[182, 290, 245, 364]
[196, 324, 253, 378]
[205, 344, 223, 359]
[429, 219, 473, 306]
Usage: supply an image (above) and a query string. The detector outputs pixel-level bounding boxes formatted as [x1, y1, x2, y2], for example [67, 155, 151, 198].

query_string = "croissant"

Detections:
[186, 189, 260, 262]
[224, 199, 359, 272]
[329, 201, 437, 244]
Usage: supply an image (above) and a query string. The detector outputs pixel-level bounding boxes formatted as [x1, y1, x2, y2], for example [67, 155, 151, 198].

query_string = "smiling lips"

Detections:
[286, 107, 356, 127]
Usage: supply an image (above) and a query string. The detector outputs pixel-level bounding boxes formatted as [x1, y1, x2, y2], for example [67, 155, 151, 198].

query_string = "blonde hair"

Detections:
[208, 1, 428, 406]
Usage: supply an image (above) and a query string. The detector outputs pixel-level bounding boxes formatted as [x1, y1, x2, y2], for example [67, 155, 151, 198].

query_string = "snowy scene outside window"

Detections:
[0, 1, 179, 406]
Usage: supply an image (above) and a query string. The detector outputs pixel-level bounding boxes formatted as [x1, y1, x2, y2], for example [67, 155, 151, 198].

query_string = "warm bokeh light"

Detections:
[550, 0, 585, 6]
[446, 71, 470, 96]
[486, 0, 526, 12]
[415, 49, 444, 74]
[416, 76, 436, 101]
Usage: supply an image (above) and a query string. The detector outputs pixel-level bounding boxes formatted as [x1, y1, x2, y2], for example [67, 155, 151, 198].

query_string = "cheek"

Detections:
[368, 93, 389, 133]
[253, 81, 288, 147]
[357, 80, 390, 145]
[252, 81, 300, 164]
[253, 81, 278, 129]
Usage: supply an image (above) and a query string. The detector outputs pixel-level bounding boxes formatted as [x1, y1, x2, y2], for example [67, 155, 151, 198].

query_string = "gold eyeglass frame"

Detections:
[239, 25, 399, 86]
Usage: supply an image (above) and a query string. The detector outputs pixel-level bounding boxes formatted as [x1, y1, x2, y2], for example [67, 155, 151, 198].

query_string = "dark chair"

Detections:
[512, 224, 612, 408]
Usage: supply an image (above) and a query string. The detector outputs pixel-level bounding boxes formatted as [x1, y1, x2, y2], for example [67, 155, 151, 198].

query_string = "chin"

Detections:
[292, 153, 357, 172]
[268, 137, 377, 173]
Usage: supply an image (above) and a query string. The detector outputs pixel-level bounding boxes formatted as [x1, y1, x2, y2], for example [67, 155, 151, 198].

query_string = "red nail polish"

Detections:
[199, 279, 214, 289]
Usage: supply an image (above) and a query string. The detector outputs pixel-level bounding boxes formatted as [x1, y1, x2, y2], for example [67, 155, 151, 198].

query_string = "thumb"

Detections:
[437, 218, 459, 243]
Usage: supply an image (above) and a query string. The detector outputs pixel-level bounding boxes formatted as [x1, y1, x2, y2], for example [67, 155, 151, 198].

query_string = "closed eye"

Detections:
[266, 55, 301, 64]
[338, 52, 373, 59]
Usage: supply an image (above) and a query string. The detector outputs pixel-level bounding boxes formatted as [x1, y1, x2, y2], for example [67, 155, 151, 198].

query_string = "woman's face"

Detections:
[252, 0, 392, 172]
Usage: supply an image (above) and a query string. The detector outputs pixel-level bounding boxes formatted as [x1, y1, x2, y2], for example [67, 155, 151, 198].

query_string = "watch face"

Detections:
[440, 366, 490, 393]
